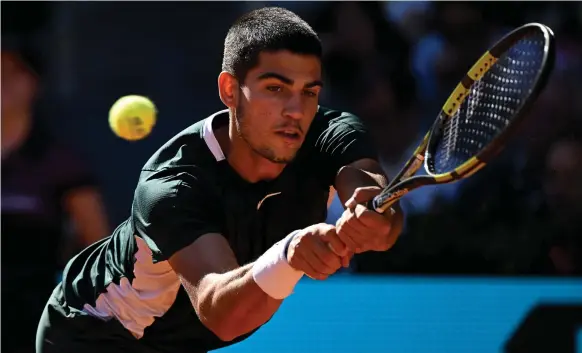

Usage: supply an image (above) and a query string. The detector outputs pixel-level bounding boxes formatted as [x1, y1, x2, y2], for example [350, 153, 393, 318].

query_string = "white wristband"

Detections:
[252, 231, 304, 299]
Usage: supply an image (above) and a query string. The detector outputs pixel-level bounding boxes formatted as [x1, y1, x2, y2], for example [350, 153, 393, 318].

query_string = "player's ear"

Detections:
[218, 71, 238, 109]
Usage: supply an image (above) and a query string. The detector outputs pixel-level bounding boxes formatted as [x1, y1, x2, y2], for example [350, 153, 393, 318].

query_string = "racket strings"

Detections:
[433, 33, 547, 174]
[442, 79, 483, 164]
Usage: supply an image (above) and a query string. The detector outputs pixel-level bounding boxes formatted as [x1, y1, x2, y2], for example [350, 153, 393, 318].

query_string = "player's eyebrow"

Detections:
[257, 72, 293, 84]
[305, 80, 324, 89]
[257, 72, 323, 89]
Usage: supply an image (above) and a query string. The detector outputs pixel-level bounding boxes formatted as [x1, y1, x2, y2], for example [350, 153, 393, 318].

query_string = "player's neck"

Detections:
[216, 124, 285, 183]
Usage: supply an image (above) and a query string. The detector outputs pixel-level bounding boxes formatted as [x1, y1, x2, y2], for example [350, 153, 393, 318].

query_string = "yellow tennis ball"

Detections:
[109, 95, 157, 141]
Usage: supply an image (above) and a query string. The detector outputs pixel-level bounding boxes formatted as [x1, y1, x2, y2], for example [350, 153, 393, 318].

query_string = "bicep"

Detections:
[168, 232, 239, 293]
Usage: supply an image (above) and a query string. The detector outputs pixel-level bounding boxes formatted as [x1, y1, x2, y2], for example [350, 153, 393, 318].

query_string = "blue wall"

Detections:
[216, 275, 582, 353]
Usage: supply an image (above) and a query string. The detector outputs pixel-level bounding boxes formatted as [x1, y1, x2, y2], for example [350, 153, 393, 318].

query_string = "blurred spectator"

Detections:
[411, 2, 508, 110]
[1, 34, 110, 352]
[312, 1, 415, 117]
[383, 1, 433, 43]
[540, 128, 582, 275]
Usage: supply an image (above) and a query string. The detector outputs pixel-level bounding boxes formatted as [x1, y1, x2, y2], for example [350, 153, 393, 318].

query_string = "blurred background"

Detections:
[2, 2, 582, 353]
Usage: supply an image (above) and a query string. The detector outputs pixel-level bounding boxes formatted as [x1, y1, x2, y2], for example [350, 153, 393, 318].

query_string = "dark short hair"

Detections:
[222, 7, 322, 83]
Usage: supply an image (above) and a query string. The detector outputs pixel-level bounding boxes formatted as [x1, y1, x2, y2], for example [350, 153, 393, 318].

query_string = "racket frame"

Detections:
[370, 22, 556, 214]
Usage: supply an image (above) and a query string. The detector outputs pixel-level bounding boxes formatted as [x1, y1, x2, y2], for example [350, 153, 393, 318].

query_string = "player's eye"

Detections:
[303, 90, 317, 98]
[266, 85, 283, 92]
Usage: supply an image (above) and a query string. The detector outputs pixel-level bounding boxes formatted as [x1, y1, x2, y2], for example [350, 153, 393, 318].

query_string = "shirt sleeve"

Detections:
[312, 111, 379, 186]
[132, 169, 223, 262]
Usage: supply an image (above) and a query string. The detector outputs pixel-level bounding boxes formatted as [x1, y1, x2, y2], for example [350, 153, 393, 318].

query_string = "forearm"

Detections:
[335, 160, 387, 205]
[193, 232, 302, 341]
[196, 263, 282, 341]
[335, 159, 404, 251]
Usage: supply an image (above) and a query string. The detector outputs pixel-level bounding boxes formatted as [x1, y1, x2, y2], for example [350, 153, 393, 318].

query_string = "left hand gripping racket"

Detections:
[369, 23, 556, 214]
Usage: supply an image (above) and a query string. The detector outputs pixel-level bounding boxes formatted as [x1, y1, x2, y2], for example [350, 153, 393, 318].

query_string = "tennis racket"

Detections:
[369, 22, 556, 214]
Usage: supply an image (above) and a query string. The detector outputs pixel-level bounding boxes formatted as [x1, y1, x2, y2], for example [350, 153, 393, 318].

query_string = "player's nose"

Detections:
[283, 94, 305, 121]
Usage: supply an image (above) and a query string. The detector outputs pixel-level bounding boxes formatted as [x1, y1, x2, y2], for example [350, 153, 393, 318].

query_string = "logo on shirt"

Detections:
[257, 192, 282, 210]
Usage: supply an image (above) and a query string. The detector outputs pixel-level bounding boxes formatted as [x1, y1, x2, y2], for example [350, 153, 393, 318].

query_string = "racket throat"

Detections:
[404, 155, 424, 179]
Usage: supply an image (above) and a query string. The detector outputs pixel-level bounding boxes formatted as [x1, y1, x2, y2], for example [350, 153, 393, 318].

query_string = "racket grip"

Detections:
[367, 194, 400, 214]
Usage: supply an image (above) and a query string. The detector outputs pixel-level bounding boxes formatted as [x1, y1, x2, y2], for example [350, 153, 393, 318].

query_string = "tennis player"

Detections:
[36, 7, 403, 353]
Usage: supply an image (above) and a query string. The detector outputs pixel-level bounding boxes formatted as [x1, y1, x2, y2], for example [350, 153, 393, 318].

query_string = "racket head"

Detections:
[424, 23, 555, 181]
[369, 23, 555, 214]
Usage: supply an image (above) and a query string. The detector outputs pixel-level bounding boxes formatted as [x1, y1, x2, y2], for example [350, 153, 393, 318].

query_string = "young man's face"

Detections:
[234, 50, 322, 164]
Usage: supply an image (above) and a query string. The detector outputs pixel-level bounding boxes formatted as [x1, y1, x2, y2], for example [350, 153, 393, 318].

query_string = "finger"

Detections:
[339, 219, 369, 250]
[344, 206, 369, 230]
[341, 256, 349, 268]
[306, 273, 329, 281]
[310, 240, 342, 274]
[341, 251, 354, 268]
[353, 204, 392, 234]
[339, 207, 371, 246]
[296, 239, 337, 276]
[323, 231, 348, 256]
[334, 213, 357, 250]
[336, 222, 360, 251]
[345, 197, 357, 209]
[346, 187, 382, 209]
[335, 209, 358, 246]
[379, 231, 399, 251]
[294, 251, 328, 280]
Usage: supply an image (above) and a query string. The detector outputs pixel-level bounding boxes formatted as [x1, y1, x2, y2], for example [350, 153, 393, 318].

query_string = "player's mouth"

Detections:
[275, 129, 302, 143]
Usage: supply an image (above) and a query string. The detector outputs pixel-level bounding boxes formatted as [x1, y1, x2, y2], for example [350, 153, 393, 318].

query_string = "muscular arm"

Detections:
[311, 110, 405, 245]
[168, 234, 283, 342]
[135, 170, 297, 342]
[334, 158, 404, 249]
[136, 165, 310, 343]
[313, 111, 392, 211]
[334, 158, 387, 205]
